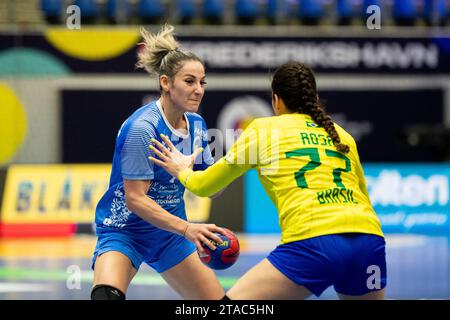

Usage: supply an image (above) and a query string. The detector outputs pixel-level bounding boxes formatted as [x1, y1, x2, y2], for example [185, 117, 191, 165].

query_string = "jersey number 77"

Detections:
[285, 147, 351, 189]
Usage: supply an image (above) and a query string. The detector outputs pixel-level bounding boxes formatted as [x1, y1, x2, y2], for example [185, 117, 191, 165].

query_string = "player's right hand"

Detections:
[183, 223, 226, 254]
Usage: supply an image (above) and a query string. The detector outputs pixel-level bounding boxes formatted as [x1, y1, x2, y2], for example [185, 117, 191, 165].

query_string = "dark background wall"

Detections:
[62, 88, 444, 164]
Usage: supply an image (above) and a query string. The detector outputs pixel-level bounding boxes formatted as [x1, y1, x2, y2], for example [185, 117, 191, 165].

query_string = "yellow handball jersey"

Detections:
[178, 113, 383, 244]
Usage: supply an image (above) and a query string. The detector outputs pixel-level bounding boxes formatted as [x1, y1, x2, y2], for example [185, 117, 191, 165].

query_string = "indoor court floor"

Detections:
[0, 234, 448, 300]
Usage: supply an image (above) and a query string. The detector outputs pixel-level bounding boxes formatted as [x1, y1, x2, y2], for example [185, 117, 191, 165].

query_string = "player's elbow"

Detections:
[123, 179, 152, 213]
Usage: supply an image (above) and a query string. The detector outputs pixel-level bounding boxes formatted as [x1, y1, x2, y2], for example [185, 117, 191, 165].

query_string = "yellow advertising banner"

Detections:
[1, 164, 211, 224]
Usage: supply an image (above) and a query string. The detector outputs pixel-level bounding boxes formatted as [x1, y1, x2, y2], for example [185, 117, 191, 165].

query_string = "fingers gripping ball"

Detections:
[199, 229, 240, 270]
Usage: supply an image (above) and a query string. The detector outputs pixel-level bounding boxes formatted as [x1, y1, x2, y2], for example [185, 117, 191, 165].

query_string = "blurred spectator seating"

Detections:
[298, 0, 325, 25]
[361, 0, 382, 25]
[107, 0, 133, 24]
[435, 0, 449, 26]
[41, 0, 62, 24]
[336, 0, 355, 25]
[265, 0, 278, 25]
[235, 0, 260, 25]
[203, 0, 225, 24]
[177, 0, 196, 25]
[74, 0, 100, 24]
[423, 0, 449, 26]
[392, 0, 418, 26]
[27, 0, 450, 27]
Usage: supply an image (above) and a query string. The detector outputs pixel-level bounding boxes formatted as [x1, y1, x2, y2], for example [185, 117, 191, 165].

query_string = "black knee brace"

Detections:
[91, 284, 126, 300]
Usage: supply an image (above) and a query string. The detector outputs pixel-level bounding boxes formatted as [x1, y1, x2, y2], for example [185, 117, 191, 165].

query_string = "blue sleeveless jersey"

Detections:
[94, 100, 213, 234]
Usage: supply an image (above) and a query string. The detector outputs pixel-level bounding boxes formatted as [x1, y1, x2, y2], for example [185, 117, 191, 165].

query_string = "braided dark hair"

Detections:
[271, 62, 350, 153]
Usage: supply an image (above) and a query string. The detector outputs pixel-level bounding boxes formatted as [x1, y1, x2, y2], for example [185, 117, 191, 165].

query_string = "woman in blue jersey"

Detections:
[150, 61, 387, 300]
[90, 24, 226, 300]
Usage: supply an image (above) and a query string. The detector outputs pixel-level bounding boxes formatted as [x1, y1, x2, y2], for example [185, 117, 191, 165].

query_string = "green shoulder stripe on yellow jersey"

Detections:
[179, 113, 383, 244]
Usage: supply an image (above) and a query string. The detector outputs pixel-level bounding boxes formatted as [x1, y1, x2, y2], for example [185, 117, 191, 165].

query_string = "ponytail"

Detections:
[272, 62, 350, 153]
[136, 24, 204, 80]
[297, 67, 350, 153]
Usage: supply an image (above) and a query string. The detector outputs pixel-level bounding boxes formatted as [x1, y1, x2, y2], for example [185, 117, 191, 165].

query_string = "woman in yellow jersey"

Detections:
[149, 61, 387, 300]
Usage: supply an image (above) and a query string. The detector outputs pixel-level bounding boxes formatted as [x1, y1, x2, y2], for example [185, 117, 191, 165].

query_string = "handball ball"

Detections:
[199, 228, 240, 270]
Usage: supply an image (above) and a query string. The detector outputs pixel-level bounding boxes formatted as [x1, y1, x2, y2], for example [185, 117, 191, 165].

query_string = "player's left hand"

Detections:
[149, 133, 203, 178]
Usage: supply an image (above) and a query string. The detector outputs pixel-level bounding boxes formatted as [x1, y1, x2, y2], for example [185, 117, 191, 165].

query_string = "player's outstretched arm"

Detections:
[149, 134, 247, 197]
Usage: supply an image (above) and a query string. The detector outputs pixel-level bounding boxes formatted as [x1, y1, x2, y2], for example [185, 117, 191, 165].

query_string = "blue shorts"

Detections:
[267, 233, 387, 297]
[91, 229, 197, 273]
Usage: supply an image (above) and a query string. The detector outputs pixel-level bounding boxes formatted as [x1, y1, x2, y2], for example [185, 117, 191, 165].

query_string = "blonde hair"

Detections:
[136, 24, 203, 79]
